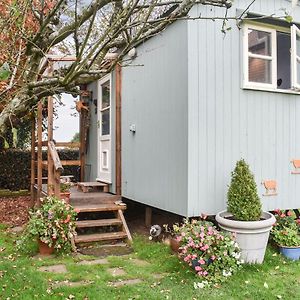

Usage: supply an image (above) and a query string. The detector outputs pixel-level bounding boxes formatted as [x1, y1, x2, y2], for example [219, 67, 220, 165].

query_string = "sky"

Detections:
[53, 93, 79, 142]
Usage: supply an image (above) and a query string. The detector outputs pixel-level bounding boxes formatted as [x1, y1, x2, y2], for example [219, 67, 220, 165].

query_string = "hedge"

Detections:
[0, 149, 80, 191]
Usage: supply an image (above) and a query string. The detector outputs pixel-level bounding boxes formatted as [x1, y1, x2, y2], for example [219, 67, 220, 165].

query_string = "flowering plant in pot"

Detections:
[60, 182, 71, 204]
[177, 219, 243, 284]
[163, 222, 185, 252]
[271, 209, 300, 260]
[216, 159, 275, 264]
[18, 196, 78, 254]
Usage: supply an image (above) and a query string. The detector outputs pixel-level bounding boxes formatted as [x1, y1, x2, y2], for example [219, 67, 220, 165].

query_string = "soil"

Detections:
[0, 196, 31, 227]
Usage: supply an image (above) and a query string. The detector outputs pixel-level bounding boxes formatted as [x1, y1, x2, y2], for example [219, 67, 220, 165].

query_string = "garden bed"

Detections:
[0, 194, 30, 226]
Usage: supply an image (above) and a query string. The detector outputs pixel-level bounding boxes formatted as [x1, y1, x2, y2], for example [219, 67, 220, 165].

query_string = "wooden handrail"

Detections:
[56, 142, 80, 148]
[35, 141, 80, 148]
[48, 141, 64, 172]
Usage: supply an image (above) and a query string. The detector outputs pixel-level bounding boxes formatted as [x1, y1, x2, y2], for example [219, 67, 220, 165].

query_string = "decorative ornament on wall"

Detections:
[262, 180, 277, 197]
[291, 159, 300, 174]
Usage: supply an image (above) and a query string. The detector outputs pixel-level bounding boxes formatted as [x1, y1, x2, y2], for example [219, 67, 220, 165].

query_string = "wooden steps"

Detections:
[75, 232, 127, 243]
[77, 181, 109, 193]
[75, 218, 122, 228]
[74, 203, 126, 213]
[71, 182, 132, 246]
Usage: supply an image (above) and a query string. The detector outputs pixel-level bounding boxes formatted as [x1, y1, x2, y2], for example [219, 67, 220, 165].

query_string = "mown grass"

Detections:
[0, 224, 300, 299]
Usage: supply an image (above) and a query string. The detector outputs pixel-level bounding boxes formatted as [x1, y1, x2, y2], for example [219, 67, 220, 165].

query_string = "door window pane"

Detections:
[248, 29, 271, 56]
[249, 58, 271, 83]
[101, 109, 110, 135]
[102, 151, 108, 169]
[102, 81, 110, 109]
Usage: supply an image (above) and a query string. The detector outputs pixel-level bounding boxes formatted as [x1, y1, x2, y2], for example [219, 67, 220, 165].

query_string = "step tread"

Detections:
[76, 219, 122, 228]
[75, 232, 127, 243]
[77, 181, 108, 187]
[74, 204, 126, 212]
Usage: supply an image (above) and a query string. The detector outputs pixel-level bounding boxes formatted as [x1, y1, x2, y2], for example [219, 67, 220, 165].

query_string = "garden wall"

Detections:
[0, 149, 79, 191]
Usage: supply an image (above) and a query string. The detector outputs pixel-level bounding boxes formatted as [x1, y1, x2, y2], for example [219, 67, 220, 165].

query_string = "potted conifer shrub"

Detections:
[216, 159, 275, 264]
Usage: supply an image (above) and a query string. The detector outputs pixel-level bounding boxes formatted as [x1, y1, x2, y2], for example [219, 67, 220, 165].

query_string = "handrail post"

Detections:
[47, 96, 55, 195]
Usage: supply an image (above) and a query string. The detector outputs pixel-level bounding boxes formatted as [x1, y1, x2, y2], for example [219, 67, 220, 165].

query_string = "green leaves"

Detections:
[227, 159, 262, 221]
[0, 62, 11, 81]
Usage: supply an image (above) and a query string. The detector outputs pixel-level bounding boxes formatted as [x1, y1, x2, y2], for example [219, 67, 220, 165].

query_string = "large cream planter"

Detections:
[216, 211, 276, 264]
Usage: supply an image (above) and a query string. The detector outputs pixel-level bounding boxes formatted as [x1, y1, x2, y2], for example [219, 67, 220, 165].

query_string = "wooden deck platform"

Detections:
[34, 184, 132, 245]
[70, 186, 121, 206]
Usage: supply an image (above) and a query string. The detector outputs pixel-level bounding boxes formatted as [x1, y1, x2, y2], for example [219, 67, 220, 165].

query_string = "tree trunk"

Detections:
[0, 93, 36, 136]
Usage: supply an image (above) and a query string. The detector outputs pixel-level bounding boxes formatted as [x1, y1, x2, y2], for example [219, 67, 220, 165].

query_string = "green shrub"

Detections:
[227, 159, 262, 221]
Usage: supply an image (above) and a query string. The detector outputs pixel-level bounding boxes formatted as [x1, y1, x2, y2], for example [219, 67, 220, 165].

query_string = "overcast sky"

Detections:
[53, 93, 79, 142]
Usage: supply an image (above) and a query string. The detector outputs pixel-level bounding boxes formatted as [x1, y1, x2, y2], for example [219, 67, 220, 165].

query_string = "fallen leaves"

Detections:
[0, 196, 30, 226]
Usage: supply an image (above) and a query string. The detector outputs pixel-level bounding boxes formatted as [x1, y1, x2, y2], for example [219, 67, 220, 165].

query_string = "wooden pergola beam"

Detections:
[36, 100, 43, 206]
[30, 117, 36, 206]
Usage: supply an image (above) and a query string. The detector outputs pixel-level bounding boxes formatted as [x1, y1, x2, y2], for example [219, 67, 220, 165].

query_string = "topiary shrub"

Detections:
[227, 159, 262, 221]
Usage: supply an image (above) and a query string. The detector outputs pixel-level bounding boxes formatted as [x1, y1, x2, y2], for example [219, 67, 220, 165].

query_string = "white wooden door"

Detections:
[97, 75, 111, 183]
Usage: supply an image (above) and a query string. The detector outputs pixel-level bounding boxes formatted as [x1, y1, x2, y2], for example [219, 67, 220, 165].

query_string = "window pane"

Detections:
[101, 81, 110, 109]
[297, 32, 300, 57]
[248, 58, 271, 83]
[297, 60, 300, 85]
[101, 109, 110, 135]
[277, 32, 291, 89]
[248, 29, 271, 56]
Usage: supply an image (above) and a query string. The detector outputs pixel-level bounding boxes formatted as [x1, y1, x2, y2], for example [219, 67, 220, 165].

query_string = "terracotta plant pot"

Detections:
[38, 239, 55, 255]
[60, 192, 71, 204]
[170, 237, 181, 253]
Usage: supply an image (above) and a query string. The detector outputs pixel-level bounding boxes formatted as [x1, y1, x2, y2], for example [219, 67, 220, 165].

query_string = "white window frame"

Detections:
[243, 24, 277, 89]
[291, 24, 300, 90]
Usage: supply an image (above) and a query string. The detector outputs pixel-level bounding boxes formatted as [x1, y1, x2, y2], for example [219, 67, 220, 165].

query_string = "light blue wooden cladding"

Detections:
[87, 0, 300, 217]
[121, 21, 189, 216]
[187, 0, 300, 216]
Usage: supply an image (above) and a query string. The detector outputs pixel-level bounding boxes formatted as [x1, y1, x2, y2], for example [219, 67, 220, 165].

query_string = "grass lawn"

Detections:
[0, 224, 300, 300]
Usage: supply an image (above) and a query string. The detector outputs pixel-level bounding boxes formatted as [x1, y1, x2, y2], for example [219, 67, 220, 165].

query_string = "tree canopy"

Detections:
[0, 0, 234, 136]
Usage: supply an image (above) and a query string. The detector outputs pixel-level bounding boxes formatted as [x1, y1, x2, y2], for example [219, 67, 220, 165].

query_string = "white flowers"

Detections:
[222, 270, 232, 277]
[193, 281, 209, 289]
[231, 251, 241, 259]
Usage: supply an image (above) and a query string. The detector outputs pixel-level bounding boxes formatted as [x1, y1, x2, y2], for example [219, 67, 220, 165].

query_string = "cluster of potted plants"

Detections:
[171, 158, 300, 284]
[271, 209, 300, 260]
[19, 196, 78, 254]
[168, 219, 243, 283]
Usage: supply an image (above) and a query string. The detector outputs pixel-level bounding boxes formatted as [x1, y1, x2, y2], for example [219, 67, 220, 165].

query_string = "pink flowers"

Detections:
[176, 235, 182, 242]
[64, 215, 71, 224]
[201, 244, 209, 251]
[175, 219, 242, 282]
